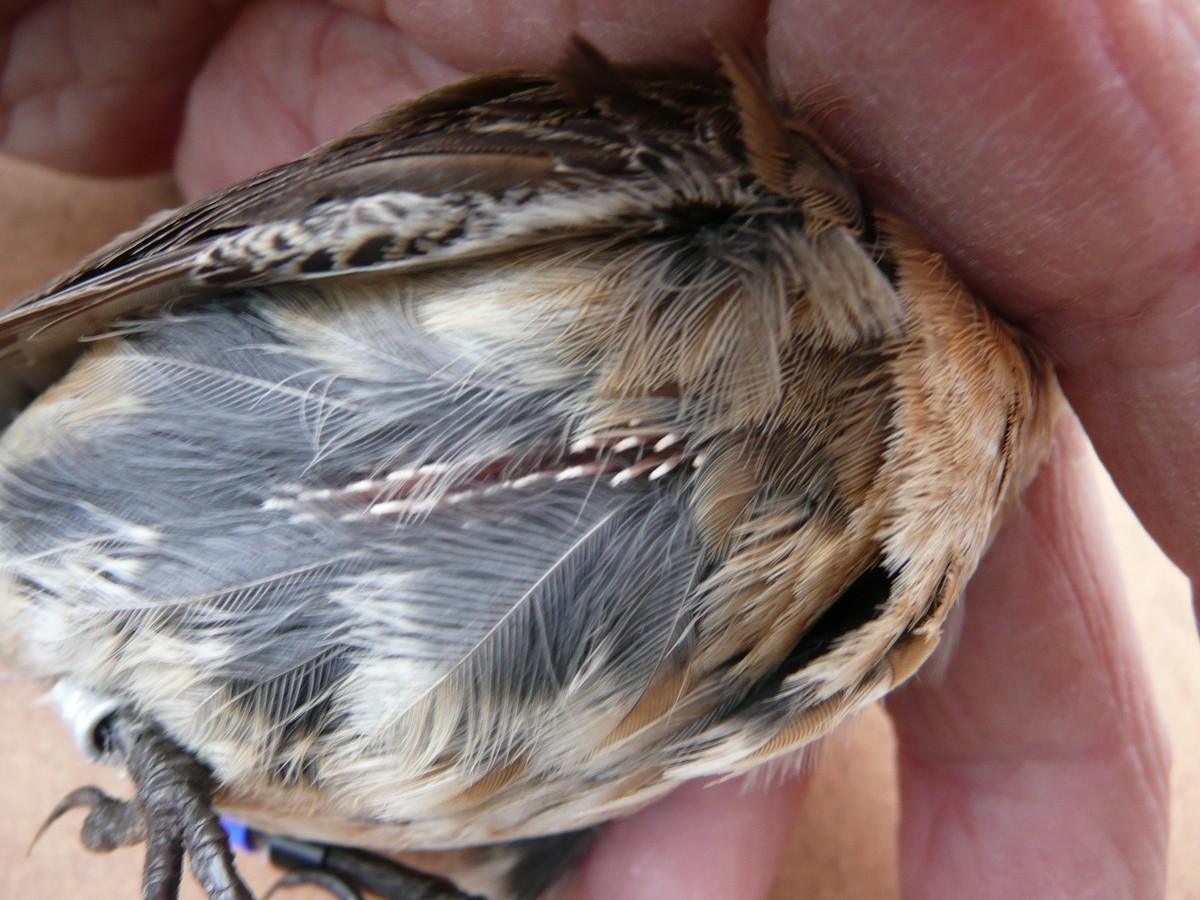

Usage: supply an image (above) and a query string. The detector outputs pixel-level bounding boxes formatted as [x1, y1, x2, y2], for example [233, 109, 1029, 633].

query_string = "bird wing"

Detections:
[0, 47, 748, 408]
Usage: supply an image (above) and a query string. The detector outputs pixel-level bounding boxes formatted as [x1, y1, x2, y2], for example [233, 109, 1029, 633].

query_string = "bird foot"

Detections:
[35, 708, 253, 899]
[262, 833, 486, 900]
[36, 708, 485, 899]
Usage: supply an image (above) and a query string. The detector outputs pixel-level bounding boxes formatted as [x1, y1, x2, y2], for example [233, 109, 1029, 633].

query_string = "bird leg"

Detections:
[36, 708, 253, 900]
[263, 834, 487, 900]
[37, 707, 489, 899]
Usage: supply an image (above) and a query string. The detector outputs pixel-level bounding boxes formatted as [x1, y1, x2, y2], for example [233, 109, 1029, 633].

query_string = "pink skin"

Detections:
[2, 1, 1190, 896]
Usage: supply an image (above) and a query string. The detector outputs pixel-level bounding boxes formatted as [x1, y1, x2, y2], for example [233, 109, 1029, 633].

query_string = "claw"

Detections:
[263, 869, 363, 900]
[32, 785, 146, 853]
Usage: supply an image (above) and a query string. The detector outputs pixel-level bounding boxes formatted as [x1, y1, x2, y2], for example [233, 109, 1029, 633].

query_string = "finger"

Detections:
[175, 0, 764, 195]
[769, 0, 1200, 583]
[0, 0, 244, 173]
[887, 416, 1170, 897]
[176, 0, 431, 197]
[562, 768, 809, 900]
[2, 0, 760, 189]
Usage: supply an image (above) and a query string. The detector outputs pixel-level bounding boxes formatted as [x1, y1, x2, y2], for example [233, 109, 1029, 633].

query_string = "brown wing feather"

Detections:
[1, 38, 875, 411]
[0, 47, 764, 403]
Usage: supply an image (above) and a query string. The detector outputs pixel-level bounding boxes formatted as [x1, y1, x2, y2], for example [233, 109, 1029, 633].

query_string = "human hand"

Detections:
[3, 2, 1190, 897]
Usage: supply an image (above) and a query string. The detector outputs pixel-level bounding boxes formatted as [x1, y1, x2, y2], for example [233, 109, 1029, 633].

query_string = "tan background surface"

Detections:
[0, 156, 1194, 898]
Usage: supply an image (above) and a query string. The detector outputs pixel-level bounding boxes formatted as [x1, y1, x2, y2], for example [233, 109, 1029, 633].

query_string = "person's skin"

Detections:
[2, 1, 1194, 896]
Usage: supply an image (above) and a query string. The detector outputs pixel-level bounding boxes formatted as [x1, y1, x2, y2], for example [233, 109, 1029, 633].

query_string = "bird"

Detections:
[0, 37, 1058, 900]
